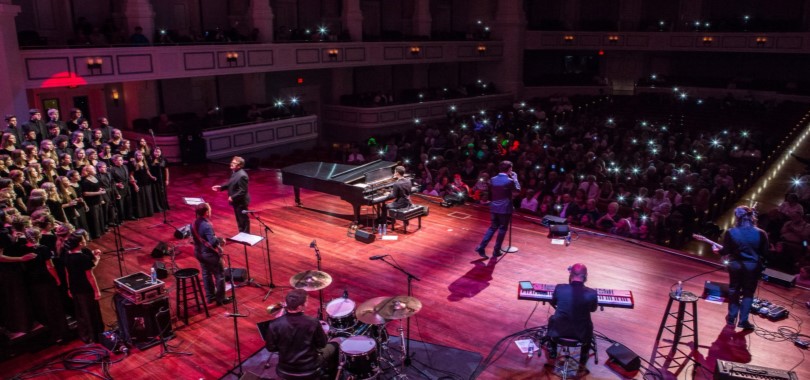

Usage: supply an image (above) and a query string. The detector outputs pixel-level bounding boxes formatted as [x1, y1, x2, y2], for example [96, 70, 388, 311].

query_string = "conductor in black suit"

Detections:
[546, 263, 598, 371]
[212, 156, 251, 233]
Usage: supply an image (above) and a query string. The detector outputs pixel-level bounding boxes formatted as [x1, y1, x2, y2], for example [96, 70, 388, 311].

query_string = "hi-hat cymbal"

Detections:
[374, 296, 422, 320]
[289, 270, 332, 291]
[356, 296, 391, 325]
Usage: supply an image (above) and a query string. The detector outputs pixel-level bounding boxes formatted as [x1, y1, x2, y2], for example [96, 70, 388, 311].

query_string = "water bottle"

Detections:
[675, 281, 683, 299]
[151, 267, 157, 284]
[527, 344, 534, 358]
[382, 223, 387, 236]
[378, 224, 383, 235]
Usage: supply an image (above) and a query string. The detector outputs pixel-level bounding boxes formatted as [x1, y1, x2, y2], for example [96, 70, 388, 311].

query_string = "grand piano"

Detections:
[281, 160, 399, 222]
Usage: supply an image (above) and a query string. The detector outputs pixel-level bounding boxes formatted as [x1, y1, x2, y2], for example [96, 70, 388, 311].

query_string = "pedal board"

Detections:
[751, 298, 790, 321]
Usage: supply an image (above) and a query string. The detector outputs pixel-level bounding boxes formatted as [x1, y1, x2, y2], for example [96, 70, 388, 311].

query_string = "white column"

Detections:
[249, 0, 274, 42]
[342, 0, 363, 41]
[412, 0, 432, 37]
[0, 3, 27, 117]
[124, 0, 156, 42]
[490, 0, 526, 98]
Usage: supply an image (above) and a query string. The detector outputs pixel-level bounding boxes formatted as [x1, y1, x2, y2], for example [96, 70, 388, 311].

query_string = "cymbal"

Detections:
[356, 296, 391, 325]
[266, 302, 285, 319]
[289, 270, 332, 291]
[374, 296, 422, 320]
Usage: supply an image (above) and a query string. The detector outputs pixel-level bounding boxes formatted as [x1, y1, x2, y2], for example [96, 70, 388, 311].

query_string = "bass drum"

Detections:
[340, 336, 380, 379]
[326, 298, 357, 332]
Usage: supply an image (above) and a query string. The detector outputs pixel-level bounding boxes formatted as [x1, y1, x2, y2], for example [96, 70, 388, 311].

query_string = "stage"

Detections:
[2, 163, 808, 380]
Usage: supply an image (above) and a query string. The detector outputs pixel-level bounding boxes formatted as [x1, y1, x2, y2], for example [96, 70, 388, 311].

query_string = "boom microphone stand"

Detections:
[101, 223, 141, 291]
[224, 252, 247, 377]
[154, 307, 191, 359]
[311, 241, 325, 321]
[374, 256, 420, 367]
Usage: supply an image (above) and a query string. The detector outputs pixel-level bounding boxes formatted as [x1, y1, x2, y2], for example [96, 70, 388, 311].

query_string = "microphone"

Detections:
[369, 255, 389, 260]
[241, 210, 259, 214]
[310, 240, 316, 248]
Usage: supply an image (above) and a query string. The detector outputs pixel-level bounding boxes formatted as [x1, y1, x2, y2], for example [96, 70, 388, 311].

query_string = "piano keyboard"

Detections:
[517, 282, 634, 309]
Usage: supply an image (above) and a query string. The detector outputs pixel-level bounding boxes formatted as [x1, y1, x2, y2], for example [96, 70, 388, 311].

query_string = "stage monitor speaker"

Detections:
[114, 294, 172, 350]
[761, 268, 796, 288]
[152, 261, 168, 280]
[548, 224, 570, 238]
[151, 241, 170, 258]
[174, 224, 191, 239]
[606, 342, 641, 372]
[355, 229, 376, 244]
[225, 267, 247, 282]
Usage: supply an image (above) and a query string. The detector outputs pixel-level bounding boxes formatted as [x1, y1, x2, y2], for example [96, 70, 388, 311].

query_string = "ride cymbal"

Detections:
[289, 270, 332, 291]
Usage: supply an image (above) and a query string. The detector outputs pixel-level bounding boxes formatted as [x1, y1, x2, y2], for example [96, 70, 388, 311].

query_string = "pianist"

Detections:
[546, 263, 598, 373]
[385, 165, 413, 211]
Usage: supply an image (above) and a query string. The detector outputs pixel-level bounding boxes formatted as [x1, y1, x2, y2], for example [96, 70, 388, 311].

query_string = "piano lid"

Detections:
[282, 160, 396, 184]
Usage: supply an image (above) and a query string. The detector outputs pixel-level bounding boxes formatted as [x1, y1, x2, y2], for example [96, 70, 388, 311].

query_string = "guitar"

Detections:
[692, 234, 730, 264]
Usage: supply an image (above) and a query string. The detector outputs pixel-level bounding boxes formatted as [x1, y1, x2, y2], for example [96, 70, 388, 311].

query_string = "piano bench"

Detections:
[387, 205, 429, 234]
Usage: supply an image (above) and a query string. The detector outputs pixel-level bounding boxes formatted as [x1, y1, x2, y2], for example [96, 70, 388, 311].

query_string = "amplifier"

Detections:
[761, 268, 796, 288]
[714, 359, 797, 380]
[114, 272, 166, 304]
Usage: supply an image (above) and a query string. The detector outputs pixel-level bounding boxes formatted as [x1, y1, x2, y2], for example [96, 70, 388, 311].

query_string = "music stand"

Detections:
[183, 197, 206, 206]
[227, 232, 265, 288]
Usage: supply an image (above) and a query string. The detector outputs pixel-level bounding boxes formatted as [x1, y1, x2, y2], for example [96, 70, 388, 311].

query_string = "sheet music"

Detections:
[183, 197, 206, 205]
[227, 232, 264, 246]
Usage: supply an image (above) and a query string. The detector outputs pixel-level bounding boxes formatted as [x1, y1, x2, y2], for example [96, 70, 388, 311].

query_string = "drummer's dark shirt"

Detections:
[264, 311, 328, 372]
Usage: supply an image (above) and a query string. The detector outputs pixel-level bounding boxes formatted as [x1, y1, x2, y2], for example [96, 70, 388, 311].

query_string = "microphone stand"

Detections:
[376, 256, 420, 367]
[311, 242, 325, 321]
[502, 213, 519, 254]
[224, 252, 247, 377]
[248, 213, 287, 301]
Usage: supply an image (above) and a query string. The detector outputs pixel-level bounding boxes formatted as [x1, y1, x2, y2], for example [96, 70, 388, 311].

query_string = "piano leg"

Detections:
[293, 187, 302, 206]
[353, 204, 361, 225]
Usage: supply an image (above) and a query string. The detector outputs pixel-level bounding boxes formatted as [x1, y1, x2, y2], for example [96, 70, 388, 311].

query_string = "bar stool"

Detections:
[549, 337, 592, 379]
[174, 268, 209, 325]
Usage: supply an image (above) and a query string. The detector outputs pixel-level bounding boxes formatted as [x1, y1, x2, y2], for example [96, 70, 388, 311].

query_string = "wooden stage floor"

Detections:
[2, 163, 809, 380]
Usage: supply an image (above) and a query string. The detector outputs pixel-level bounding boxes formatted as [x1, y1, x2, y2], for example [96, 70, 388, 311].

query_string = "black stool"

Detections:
[174, 268, 209, 325]
[276, 366, 324, 380]
[548, 336, 596, 379]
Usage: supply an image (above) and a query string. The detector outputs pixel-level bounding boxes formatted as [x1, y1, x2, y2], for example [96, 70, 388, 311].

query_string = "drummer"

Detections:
[264, 289, 339, 377]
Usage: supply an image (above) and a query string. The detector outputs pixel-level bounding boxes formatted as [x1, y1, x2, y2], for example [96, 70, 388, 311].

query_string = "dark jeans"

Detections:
[478, 212, 512, 253]
[318, 341, 340, 378]
[727, 260, 762, 324]
[198, 255, 225, 303]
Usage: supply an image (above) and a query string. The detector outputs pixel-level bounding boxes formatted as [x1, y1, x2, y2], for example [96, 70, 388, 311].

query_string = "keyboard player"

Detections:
[546, 263, 598, 373]
[382, 166, 413, 218]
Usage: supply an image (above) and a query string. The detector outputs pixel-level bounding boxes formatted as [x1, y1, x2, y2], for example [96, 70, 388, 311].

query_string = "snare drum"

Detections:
[326, 298, 357, 331]
[340, 336, 380, 379]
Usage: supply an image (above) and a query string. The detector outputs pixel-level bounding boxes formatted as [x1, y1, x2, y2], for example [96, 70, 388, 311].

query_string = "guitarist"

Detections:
[713, 206, 768, 330]
[192, 202, 231, 306]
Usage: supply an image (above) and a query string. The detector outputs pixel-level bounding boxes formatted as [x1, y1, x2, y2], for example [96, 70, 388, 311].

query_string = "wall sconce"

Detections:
[477, 45, 487, 55]
[563, 35, 575, 44]
[702, 36, 713, 45]
[111, 89, 120, 106]
[608, 35, 620, 44]
[327, 49, 339, 61]
[410, 46, 421, 56]
[86, 57, 102, 75]
[756, 36, 768, 47]
[226, 52, 239, 66]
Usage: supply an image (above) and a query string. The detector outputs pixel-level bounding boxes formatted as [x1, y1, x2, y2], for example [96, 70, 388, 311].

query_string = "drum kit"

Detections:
[263, 269, 422, 379]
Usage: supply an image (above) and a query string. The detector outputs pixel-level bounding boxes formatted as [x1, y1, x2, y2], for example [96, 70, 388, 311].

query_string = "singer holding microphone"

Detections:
[212, 156, 251, 233]
[475, 160, 520, 259]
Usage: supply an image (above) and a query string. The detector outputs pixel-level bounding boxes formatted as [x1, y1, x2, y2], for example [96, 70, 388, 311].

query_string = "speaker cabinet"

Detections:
[355, 229, 376, 244]
[224, 267, 247, 282]
[152, 261, 168, 280]
[174, 224, 191, 239]
[114, 294, 172, 350]
[548, 224, 570, 238]
[606, 342, 640, 372]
